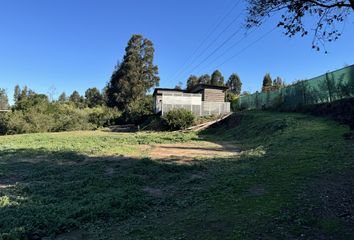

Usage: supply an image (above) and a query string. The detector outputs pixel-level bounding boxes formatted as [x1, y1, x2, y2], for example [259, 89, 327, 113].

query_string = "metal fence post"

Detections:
[301, 81, 306, 105]
[239, 95, 242, 109]
[325, 73, 333, 103]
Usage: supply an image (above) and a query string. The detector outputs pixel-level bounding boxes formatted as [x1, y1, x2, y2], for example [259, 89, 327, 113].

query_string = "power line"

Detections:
[199, 28, 258, 71]
[180, 26, 243, 79]
[175, 7, 243, 79]
[214, 27, 277, 69]
[170, 0, 241, 81]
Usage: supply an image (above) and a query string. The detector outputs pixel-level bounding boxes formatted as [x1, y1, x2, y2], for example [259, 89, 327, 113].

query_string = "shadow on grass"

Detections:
[0, 148, 205, 239]
[2, 109, 354, 240]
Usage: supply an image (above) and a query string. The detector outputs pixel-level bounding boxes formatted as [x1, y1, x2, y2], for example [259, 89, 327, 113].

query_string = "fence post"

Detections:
[239, 95, 242, 109]
[301, 81, 306, 105]
[325, 73, 333, 103]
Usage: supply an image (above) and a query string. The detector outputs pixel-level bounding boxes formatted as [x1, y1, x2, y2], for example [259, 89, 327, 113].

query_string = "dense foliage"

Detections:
[123, 95, 154, 124]
[186, 75, 199, 90]
[0, 89, 9, 110]
[0, 95, 120, 135]
[262, 73, 273, 92]
[226, 73, 242, 101]
[197, 74, 211, 85]
[186, 71, 239, 94]
[226, 73, 242, 95]
[0, 35, 165, 134]
[85, 87, 104, 108]
[106, 34, 159, 110]
[162, 108, 195, 130]
[210, 70, 225, 86]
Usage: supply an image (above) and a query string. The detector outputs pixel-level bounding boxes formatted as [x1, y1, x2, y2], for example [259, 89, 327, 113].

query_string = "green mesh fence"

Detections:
[238, 65, 354, 110]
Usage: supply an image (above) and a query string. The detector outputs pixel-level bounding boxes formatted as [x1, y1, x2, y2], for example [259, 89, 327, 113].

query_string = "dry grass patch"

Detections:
[144, 141, 240, 162]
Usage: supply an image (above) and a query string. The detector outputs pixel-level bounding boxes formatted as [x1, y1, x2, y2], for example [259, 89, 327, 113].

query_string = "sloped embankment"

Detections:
[197, 111, 354, 239]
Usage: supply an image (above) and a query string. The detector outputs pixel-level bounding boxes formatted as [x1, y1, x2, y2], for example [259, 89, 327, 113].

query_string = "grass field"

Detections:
[1, 111, 354, 239]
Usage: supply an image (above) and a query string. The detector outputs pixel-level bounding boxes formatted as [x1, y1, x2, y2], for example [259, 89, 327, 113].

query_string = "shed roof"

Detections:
[153, 84, 228, 96]
[189, 84, 228, 93]
[153, 88, 185, 96]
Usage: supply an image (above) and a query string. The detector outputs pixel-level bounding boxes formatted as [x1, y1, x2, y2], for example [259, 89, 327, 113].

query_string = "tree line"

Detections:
[0, 34, 160, 134]
[261, 73, 285, 92]
[185, 70, 242, 101]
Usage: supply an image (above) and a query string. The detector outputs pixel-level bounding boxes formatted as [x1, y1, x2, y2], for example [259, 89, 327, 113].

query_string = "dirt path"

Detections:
[140, 141, 240, 162]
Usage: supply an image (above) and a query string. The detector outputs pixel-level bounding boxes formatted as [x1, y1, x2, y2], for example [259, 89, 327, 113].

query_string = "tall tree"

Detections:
[211, 70, 225, 86]
[0, 89, 9, 110]
[85, 87, 103, 108]
[58, 92, 67, 102]
[106, 34, 160, 110]
[102, 86, 109, 106]
[227, 73, 242, 95]
[14, 85, 21, 104]
[69, 91, 85, 108]
[186, 75, 199, 90]
[273, 77, 285, 90]
[20, 86, 28, 102]
[174, 81, 183, 90]
[198, 74, 211, 85]
[262, 73, 273, 92]
[246, 0, 354, 50]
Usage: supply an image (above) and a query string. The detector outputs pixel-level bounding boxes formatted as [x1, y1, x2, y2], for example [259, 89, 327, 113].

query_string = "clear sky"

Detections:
[1, 0, 354, 104]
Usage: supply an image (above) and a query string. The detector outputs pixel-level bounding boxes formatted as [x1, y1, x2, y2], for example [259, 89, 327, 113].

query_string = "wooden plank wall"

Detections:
[203, 89, 225, 102]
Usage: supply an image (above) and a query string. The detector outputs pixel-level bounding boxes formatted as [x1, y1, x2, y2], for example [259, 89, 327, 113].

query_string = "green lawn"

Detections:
[1, 111, 353, 239]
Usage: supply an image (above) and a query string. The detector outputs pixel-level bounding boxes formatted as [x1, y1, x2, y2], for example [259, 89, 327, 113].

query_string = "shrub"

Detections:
[0, 112, 9, 135]
[0, 102, 122, 135]
[162, 108, 195, 130]
[51, 103, 95, 132]
[140, 116, 167, 131]
[123, 96, 154, 124]
[87, 106, 121, 127]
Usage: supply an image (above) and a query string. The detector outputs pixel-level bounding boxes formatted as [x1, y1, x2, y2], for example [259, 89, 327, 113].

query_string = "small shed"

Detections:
[153, 84, 230, 116]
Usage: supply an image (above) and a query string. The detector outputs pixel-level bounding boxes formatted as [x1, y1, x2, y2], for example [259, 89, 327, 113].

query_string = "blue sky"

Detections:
[1, 0, 354, 104]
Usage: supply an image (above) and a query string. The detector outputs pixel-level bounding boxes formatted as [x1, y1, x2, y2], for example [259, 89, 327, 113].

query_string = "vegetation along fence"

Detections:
[238, 65, 354, 110]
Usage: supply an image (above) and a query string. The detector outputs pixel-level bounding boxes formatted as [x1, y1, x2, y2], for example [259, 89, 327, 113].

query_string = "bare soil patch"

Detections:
[143, 141, 239, 162]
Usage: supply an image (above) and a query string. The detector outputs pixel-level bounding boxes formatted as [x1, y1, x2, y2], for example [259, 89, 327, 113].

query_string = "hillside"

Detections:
[0, 111, 353, 239]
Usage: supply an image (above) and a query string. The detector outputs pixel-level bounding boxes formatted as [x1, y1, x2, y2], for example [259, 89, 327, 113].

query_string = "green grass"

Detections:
[1, 111, 353, 239]
[0, 131, 197, 156]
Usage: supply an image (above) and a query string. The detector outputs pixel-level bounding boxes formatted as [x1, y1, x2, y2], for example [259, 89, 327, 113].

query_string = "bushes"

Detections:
[162, 109, 195, 130]
[51, 103, 95, 132]
[123, 96, 154, 124]
[87, 106, 121, 127]
[0, 112, 9, 135]
[0, 103, 121, 135]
